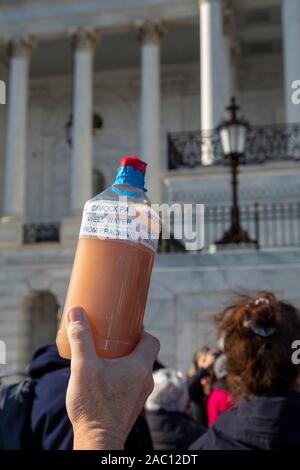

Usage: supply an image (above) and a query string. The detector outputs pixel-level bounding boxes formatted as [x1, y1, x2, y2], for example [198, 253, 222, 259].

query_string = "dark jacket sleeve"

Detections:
[125, 415, 153, 451]
[188, 368, 208, 402]
[29, 369, 73, 450]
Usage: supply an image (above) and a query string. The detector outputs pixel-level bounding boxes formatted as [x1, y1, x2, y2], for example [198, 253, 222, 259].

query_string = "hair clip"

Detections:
[243, 319, 275, 337]
[254, 297, 270, 306]
[246, 297, 271, 309]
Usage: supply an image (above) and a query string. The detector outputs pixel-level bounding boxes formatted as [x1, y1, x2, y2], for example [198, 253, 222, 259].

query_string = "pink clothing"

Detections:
[207, 388, 234, 426]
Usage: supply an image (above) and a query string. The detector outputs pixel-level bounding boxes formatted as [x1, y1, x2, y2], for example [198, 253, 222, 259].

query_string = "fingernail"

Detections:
[67, 307, 84, 323]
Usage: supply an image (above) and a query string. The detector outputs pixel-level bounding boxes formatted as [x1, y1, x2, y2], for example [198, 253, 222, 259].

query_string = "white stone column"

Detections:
[199, 0, 226, 164]
[0, 63, 8, 217]
[222, 41, 231, 103]
[3, 37, 34, 218]
[222, 4, 237, 107]
[221, 39, 234, 113]
[71, 30, 97, 214]
[282, 0, 300, 123]
[139, 22, 164, 203]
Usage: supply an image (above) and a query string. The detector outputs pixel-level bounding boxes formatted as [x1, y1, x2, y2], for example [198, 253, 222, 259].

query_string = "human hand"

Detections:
[197, 351, 215, 370]
[65, 306, 160, 450]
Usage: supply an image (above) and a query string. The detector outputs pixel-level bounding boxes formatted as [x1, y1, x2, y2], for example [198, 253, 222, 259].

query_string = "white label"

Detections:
[79, 199, 160, 252]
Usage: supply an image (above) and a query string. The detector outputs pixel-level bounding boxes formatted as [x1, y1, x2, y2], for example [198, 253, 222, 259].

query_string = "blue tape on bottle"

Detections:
[113, 166, 147, 192]
[112, 186, 142, 198]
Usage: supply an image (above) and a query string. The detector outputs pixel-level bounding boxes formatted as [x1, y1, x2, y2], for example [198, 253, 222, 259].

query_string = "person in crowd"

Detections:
[62, 293, 300, 450]
[187, 347, 211, 378]
[187, 347, 215, 425]
[207, 353, 234, 426]
[25, 341, 153, 450]
[145, 368, 206, 449]
[190, 292, 300, 450]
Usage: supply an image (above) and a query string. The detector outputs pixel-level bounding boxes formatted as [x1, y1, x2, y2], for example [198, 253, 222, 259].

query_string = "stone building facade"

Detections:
[0, 0, 300, 372]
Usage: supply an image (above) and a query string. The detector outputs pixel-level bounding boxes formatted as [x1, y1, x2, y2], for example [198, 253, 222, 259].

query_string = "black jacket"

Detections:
[190, 392, 300, 450]
[187, 368, 209, 426]
[147, 409, 206, 450]
[27, 344, 153, 450]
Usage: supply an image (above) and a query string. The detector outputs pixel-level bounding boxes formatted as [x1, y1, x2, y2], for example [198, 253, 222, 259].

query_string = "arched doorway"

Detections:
[22, 290, 59, 362]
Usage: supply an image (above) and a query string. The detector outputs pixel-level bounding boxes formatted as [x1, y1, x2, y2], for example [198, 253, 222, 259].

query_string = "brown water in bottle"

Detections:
[57, 236, 154, 359]
[56, 156, 159, 359]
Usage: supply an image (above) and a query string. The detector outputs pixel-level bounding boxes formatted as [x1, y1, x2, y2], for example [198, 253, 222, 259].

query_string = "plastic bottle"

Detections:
[56, 156, 159, 359]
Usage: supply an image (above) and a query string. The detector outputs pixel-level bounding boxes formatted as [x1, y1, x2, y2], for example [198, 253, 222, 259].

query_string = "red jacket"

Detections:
[207, 388, 234, 426]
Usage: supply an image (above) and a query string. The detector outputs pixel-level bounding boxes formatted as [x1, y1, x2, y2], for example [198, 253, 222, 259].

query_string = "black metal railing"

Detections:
[23, 223, 60, 244]
[158, 202, 300, 252]
[204, 203, 300, 250]
[22, 202, 300, 250]
[168, 123, 300, 169]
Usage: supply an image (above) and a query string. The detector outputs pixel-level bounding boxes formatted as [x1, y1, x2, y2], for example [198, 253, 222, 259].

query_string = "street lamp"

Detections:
[216, 97, 255, 245]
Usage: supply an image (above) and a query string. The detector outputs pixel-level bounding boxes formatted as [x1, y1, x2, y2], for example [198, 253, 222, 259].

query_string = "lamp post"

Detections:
[216, 97, 255, 245]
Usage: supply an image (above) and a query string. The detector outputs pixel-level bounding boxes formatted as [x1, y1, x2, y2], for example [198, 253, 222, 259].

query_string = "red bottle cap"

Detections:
[119, 156, 147, 174]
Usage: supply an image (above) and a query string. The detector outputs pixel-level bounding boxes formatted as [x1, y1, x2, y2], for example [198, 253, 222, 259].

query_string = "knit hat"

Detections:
[213, 354, 228, 380]
[146, 368, 188, 413]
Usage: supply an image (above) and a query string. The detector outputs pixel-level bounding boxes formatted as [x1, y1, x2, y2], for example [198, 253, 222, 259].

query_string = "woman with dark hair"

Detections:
[187, 347, 215, 426]
[190, 292, 300, 450]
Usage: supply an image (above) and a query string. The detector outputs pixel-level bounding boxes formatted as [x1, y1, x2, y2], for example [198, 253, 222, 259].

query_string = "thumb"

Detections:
[66, 306, 97, 362]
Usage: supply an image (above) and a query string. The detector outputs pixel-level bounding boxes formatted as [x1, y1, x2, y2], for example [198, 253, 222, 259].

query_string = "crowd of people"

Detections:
[1, 290, 300, 450]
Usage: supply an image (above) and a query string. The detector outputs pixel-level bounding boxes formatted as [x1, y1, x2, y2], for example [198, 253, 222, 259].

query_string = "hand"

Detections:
[197, 351, 215, 370]
[65, 306, 160, 450]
